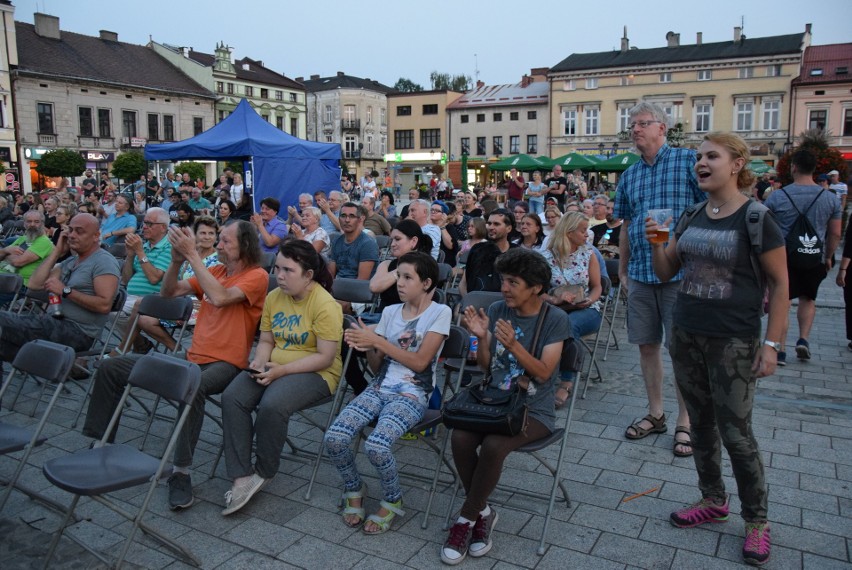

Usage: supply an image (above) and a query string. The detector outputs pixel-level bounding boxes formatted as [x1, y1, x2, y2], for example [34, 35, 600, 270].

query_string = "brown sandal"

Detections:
[673, 426, 694, 457]
[625, 413, 667, 440]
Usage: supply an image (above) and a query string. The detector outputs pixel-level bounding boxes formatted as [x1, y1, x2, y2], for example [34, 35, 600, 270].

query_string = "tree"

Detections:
[35, 149, 86, 178]
[174, 161, 207, 184]
[110, 151, 147, 183]
[775, 129, 847, 186]
[393, 77, 424, 93]
[429, 71, 471, 92]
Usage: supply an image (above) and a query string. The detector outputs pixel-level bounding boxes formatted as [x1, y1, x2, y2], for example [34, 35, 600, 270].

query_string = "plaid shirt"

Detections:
[613, 144, 704, 284]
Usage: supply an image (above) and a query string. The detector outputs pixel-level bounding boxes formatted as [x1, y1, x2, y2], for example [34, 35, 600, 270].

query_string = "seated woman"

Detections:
[513, 213, 545, 252]
[217, 199, 238, 228]
[219, 240, 342, 515]
[540, 211, 603, 408]
[459, 217, 486, 256]
[542, 206, 562, 237]
[290, 206, 330, 256]
[324, 251, 450, 534]
[441, 248, 570, 564]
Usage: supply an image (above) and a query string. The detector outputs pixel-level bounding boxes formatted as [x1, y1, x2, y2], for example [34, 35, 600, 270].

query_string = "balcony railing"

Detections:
[341, 119, 361, 130]
[38, 134, 56, 145]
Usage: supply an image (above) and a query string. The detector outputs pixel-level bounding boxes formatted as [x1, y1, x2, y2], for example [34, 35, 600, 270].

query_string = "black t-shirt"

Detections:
[545, 176, 567, 207]
[464, 241, 517, 292]
[592, 222, 622, 247]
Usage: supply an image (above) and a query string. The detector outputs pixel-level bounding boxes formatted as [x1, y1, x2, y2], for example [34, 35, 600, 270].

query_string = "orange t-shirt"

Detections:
[186, 264, 268, 368]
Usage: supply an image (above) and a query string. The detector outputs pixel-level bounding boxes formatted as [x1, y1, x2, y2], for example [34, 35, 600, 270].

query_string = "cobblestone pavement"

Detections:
[0, 263, 850, 569]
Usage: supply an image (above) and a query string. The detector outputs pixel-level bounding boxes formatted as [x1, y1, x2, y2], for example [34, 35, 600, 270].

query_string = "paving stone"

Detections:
[772, 454, 836, 478]
[590, 532, 676, 568]
[217, 550, 300, 569]
[594, 470, 662, 496]
[536, 545, 626, 570]
[638, 518, 719, 556]
[802, 553, 852, 569]
[580, 450, 643, 474]
[766, 521, 849, 560]
[276, 534, 366, 568]
[801, 508, 852, 538]
[221, 517, 302, 557]
[518, 515, 602, 553]
[769, 484, 840, 514]
[799, 473, 852, 500]
[772, 429, 832, 448]
[569, 504, 645, 538]
[670, 549, 753, 569]
[717, 532, 804, 569]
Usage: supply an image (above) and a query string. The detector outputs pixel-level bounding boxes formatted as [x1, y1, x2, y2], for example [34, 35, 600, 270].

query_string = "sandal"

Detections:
[673, 426, 694, 457]
[555, 382, 573, 410]
[362, 499, 405, 535]
[625, 413, 667, 440]
[341, 482, 367, 528]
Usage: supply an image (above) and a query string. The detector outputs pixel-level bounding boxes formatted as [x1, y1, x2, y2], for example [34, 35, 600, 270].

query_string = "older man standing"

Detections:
[613, 102, 704, 457]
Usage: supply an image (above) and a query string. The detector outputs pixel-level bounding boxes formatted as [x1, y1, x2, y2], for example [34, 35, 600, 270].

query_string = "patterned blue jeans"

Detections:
[324, 386, 425, 503]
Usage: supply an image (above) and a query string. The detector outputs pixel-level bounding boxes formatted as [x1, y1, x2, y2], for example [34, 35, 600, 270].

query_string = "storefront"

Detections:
[383, 151, 447, 191]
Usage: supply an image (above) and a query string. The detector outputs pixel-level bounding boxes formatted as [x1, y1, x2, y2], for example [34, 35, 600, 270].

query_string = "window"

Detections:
[193, 117, 203, 135]
[527, 135, 537, 154]
[808, 109, 827, 130]
[324, 105, 333, 123]
[697, 69, 712, 81]
[810, 68, 823, 76]
[276, 116, 284, 130]
[78, 107, 93, 137]
[563, 107, 577, 136]
[245, 85, 254, 97]
[617, 106, 631, 132]
[216, 81, 224, 93]
[837, 66, 849, 75]
[422, 104, 438, 115]
[492, 136, 503, 155]
[585, 78, 598, 89]
[343, 105, 356, 125]
[260, 88, 269, 99]
[843, 109, 852, 136]
[227, 83, 234, 94]
[366, 134, 373, 154]
[394, 129, 414, 149]
[493, 113, 502, 122]
[121, 110, 137, 138]
[218, 110, 226, 123]
[476, 114, 485, 123]
[147, 113, 159, 140]
[695, 103, 712, 132]
[620, 75, 634, 86]
[738, 67, 754, 79]
[366, 106, 372, 124]
[584, 107, 599, 135]
[397, 105, 412, 116]
[659, 72, 672, 83]
[325, 135, 332, 143]
[762, 99, 780, 130]
[766, 64, 782, 77]
[290, 93, 297, 103]
[344, 135, 357, 158]
[163, 115, 174, 141]
[461, 137, 470, 154]
[276, 90, 283, 101]
[509, 135, 520, 154]
[420, 128, 440, 149]
[510, 112, 518, 121]
[460, 114, 469, 123]
[476, 136, 486, 155]
[564, 79, 575, 91]
[98, 108, 111, 138]
[261, 114, 269, 123]
[381, 136, 386, 155]
[527, 111, 537, 120]
[735, 101, 753, 131]
[380, 107, 386, 126]
[37, 102, 54, 134]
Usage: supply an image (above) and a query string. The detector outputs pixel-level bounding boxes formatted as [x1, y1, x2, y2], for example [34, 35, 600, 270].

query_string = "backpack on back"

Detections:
[780, 189, 825, 270]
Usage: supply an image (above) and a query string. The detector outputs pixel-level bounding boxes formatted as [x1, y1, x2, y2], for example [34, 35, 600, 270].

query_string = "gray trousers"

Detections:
[82, 353, 239, 468]
[222, 370, 330, 480]
[0, 312, 94, 363]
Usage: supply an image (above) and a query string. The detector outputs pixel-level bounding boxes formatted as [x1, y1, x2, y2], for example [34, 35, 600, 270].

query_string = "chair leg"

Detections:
[422, 426, 456, 529]
[42, 494, 81, 570]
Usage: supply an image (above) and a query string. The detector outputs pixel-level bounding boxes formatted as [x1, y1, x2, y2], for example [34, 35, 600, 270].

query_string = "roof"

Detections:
[446, 81, 548, 110]
[300, 73, 396, 94]
[184, 49, 305, 91]
[550, 32, 806, 74]
[14, 22, 213, 98]
[794, 43, 852, 85]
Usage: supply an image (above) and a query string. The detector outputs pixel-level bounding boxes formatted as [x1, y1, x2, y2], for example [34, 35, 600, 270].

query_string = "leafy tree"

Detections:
[110, 151, 147, 183]
[430, 71, 471, 91]
[35, 148, 86, 178]
[775, 129, 847, 186]
[174, 161, 207, 184]
[393, 77, 424, 93]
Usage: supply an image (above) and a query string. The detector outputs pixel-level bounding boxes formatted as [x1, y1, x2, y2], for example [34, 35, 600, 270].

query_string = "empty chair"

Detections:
[0, 273, 23, 310]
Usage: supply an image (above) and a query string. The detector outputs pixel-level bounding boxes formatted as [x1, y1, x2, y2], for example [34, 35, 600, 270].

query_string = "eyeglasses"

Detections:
[628, 120, 662, 130]
[430, 209, 443, 214]
[142, 220, 166, 227]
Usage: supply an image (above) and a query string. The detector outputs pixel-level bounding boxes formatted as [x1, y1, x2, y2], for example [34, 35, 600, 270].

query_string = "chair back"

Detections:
[268, 273, 279, 293]
[432, 288, 447, 306]
[110, 286, 128, 313]
[263, 251, 277, 273]
[136, 295, 194, 322]
[436, 263, 453, 288]
[374, 234, 390, 250]
[107, 242, 127, 260]
[600, 275, 611, 298]
[127, 353, 201, 405]
[456, 249, 471, 266]
[10, 340, 76, 385]
[604, 259, 620, 286]
[456, 291, 503, 323]
[560, 337, 584, 374]
[16, 288, 49, 314]
[441, 325, 468, 360]
[332, 278, 374, 304]
[0, 273, 23, 295]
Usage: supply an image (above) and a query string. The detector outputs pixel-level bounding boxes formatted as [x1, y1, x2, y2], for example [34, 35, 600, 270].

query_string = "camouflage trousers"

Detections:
[669, 326, 768, 522]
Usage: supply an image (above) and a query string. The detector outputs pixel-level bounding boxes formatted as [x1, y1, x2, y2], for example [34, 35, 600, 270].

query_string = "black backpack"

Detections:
[780, 189, 824, 270]
[464, 242, 505, 292]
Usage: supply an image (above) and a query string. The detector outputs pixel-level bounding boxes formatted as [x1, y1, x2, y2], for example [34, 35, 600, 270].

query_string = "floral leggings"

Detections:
[324, 386, 425, 503]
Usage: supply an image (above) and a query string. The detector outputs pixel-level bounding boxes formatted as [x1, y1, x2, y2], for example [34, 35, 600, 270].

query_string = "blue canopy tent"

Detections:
[144, 99, 341, 210]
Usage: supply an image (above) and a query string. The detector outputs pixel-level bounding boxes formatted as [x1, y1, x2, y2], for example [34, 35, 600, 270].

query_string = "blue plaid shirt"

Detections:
[613, 144, 704, 284]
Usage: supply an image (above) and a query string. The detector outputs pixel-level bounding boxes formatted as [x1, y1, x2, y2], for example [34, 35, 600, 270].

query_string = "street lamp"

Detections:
[598, 142, 605, 156]
[767, 140, 776, 156]
[612, 142, 619, 156]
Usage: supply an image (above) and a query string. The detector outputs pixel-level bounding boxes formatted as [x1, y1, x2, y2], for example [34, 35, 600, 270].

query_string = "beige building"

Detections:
[0, 1, 17, 193]
[385, 90, 462, 188]
[548, 26, 811, 162]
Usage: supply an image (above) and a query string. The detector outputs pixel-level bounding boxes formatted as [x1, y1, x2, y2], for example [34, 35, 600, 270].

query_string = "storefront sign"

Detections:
[130, 137, 147, 148]
[79, 151, 116, 161]
[23, 147, 51, 160]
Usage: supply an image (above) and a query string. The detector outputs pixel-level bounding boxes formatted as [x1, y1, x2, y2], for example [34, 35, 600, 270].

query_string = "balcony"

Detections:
[38, 134, 56, 145]
[341, 119, 361, 131]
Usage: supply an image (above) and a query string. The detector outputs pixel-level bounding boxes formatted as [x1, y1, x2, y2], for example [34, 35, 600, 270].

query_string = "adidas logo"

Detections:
[798, 233, 818, 248]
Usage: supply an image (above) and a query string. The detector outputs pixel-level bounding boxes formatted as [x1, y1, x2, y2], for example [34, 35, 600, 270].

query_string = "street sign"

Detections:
[4, 172, 14, 184]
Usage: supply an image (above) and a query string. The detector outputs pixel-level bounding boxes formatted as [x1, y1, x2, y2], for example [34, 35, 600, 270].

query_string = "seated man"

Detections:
[0, 213, 120, 362]
[328, 202, 378, 280]
[360, 195, 391, 237]
[0, 210, 55, 302]
[82, 220, 269, 510]
[251, 197, 288, 255]
[187, 187, 212, 214]
[100, 194, 137, 247]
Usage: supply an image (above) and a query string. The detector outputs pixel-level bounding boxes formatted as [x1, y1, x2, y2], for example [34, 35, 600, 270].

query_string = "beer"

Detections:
[649, 227, 670, 244]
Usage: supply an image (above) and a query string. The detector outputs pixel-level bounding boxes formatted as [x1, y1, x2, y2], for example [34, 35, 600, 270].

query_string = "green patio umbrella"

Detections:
[595, 152, 641, 173]
[536, 156, 554, 169]
[488, 154, 548, 172]
[748, 159, 771, 174]
[551, 152, 600, 171]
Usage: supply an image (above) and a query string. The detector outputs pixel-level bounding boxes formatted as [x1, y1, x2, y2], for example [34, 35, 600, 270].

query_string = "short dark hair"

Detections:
[489, 208, 515, 232]
[234, 220, 263, 267]
[494, 248, 551, 292]
[341, 202, 366, 218]
[260, 197, 281, 213]
[278, 239, 333, 292]
[398, 251, 439, 292]
[790, 149, 817, 175]
[380, 189, 395, 205]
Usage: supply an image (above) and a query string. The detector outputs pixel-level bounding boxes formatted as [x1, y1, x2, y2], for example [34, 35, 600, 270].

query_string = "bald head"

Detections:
[68, 213, 102, 256]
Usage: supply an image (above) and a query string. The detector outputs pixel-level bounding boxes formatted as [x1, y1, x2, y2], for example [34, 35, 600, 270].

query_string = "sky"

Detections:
[13, 0, 851, 88]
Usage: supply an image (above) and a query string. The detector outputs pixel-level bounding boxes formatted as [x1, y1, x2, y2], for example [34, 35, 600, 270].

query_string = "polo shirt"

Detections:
[127, 235, 173, 296]
[100, 212, 138, 246]
[188, 197, 212, 212]
[260, 217, 289, 254]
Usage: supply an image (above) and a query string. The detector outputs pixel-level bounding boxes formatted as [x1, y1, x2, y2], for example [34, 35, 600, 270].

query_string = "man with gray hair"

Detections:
[0, 210, 55, 295]
[317, 190, 344, 232]
[613, 102, 704, 456]
[286, 193, 315, 227]
[407, 199, 441, 259]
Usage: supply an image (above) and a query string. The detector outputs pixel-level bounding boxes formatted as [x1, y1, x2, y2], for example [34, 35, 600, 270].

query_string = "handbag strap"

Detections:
[528, 303, 549, 360]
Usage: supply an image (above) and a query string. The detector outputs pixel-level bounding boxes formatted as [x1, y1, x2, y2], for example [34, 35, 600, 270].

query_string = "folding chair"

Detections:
[42, 353, 202, 568]
[106, 242, 127, 260]
[576, 275, 611, 399]
[0, 273, 23, 311]
[442, 291, 503, 383]
[375, 234, 390, 259]
[15, 287, 48, 315]
[436, 262, 453, 290]
[332, 277, 376, 315]
[602, 259, 624, 361]
[262, 251, 277, 273]
[0, 340, 76, 513]
[444, 336, 583, 555]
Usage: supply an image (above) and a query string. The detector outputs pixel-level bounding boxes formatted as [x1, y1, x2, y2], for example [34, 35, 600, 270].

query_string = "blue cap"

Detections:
[432, 200, 449, 214]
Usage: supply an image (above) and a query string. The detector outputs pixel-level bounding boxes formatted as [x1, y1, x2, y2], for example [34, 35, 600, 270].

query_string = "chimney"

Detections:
[337, 71, 345, 77]
[295, 76, 304, 83]
[99, 30, 118, 42]
[530, 67, 548, 79]
[310, 74, 320, 80]
[666, 31, 680, 47]
[520, 74, 531, 88]
[734, 26, 742, 43]
[181, 46, 190, 57]
[34, 12, 60, 40]
[620, 26, 629, 53]
[476, 80, 484, 89]
[696, 32, 703, 45]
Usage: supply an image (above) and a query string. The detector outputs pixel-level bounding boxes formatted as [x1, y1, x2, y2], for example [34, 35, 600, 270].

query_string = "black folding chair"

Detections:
[0, 273, 23, 311]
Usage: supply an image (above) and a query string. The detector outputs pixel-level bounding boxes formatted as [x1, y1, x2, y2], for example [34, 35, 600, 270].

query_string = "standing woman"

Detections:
[229, 172, 244, 206]
[526, 171, 547, 215]
[836, 221, 852, 351]
[649, 132, 786, 567]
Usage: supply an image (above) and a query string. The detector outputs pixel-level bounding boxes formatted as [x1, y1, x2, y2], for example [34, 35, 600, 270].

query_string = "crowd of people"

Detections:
[0, 101, 849, 567]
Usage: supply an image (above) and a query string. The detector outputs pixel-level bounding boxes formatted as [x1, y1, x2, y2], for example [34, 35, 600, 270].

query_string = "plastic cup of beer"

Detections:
[648, 209, 672, 244]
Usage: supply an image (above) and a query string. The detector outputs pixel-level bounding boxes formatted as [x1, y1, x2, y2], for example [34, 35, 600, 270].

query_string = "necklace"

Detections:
[709, 196, 735, 215]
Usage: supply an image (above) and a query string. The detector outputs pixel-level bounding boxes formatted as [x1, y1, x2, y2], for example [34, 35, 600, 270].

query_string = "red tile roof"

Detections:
[794, 43, 852, 85]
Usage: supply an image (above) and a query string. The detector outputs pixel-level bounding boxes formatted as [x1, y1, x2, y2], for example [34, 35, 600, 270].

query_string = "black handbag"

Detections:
[442, 304, 549, 436]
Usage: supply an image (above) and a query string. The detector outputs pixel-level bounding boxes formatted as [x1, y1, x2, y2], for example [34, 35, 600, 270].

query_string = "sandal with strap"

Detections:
[673, 426, 694, 457]
[625, 413, 667, 440]
[341, 482, 367, 528]
[362, 499, 405, 535]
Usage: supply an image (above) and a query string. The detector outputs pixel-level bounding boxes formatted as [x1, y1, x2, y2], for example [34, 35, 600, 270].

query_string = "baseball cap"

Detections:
[431, 200, 449, 214]
[828, 170, 839, 176]
[817, 174, 829, 181]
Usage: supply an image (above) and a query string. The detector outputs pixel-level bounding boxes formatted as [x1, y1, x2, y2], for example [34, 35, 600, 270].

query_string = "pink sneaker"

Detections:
[742, 522, 771, 566]
[670, 495, 729, 528]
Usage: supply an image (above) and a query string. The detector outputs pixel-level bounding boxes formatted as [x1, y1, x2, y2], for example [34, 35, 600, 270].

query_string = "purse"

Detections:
[442, 303, 549, 436]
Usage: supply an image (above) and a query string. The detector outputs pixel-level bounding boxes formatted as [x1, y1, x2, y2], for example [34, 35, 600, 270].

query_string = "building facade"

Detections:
[301, 72, 395, 179]
[0, 1, 17, 193]
[548, 26, 810, 163]
[13, 13, 215, 193]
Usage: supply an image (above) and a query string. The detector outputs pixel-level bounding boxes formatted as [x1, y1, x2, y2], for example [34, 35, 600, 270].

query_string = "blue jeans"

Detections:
[324, 386, 425, 502]
[568, 307, 602, 340]
[529, 199, 545, 215]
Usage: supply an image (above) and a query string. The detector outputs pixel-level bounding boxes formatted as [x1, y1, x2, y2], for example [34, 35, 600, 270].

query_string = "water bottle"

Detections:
[47, 292, 64, 319]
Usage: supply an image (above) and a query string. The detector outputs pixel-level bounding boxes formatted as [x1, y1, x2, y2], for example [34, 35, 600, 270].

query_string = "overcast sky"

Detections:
[14, 0, 850, 88]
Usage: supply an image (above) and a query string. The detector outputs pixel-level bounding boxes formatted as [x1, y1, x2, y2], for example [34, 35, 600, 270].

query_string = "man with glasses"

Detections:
[613, 102, 704, 456]
[328, 202, 379, 280]
[459, 209, 517, 294]
[317, 190, 344, 232]
[589, 195, 609, 228]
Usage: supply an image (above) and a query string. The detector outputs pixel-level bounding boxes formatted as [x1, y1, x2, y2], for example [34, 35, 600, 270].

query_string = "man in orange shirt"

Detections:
[82, 220, 269, 511]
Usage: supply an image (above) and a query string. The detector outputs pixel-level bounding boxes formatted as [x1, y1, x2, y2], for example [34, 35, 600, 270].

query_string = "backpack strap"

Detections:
[674, 199, 707, 239]
[745, 200, 768, 289]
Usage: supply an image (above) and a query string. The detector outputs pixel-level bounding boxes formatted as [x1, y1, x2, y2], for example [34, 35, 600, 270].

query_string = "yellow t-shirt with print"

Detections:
[261, 284, 343, 391]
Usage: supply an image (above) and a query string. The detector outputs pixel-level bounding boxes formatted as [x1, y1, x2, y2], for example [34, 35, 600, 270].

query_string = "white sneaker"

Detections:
[222, 473, 268, 516]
